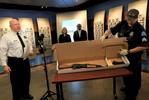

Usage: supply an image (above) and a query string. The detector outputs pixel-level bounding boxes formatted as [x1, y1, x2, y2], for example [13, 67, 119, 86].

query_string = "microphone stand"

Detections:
[38, 40, 56, 100]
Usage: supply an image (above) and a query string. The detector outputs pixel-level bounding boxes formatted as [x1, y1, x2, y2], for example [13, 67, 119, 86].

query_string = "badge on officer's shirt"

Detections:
[141, 31, 147, 36]
[119, 33, 123, 36]
[129, 32, 134, 37]
[142, 37, 147, 42]
[24, 36, 27, 39]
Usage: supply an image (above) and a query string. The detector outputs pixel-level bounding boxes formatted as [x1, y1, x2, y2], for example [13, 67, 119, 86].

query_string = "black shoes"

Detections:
[121, 87, 138, 100]
[22, 94, 33, 99]
[120, 87, 127, 92]
[125, 95, 137, 100]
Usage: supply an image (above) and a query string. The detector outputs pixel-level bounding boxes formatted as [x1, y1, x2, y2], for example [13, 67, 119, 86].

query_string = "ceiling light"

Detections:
[41, 6, 44, 9]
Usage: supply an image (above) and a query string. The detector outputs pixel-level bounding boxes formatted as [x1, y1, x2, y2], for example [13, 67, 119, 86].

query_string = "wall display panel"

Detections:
[128, 0, 148, 60]
[37, 18, 52, 57]
[108, 6, 123, 39]
[18, 18, 37, 59]
[94, 10, 105, 40]
[56, 10, 88, 42]
[0, 17, 12, 66]
[0, 17, 12, 38]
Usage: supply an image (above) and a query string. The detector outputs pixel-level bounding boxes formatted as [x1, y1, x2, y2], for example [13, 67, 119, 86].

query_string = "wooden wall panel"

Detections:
[105, 16, 108, 25]
[88, 19, 94, 27]
[123, 11, 128, 20]
[33, 23, 38, 32]
[50, 23, 56, 31]
[36, 47, 40, 53]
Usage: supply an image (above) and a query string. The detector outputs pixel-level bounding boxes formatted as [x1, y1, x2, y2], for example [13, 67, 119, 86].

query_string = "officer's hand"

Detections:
[3, 65, 11, 74]
[118, 49, 128, 56]
[100, 35, 105, 42]
[29, 51, 34, 56]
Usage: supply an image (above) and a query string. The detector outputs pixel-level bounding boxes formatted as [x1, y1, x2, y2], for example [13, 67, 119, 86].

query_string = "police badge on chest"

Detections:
[118, 33, 123, 37]
[129, 31, 134, 38]
[24, 36, 27, 39]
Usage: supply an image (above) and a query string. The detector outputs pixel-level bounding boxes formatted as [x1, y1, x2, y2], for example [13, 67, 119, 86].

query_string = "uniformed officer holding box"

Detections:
[0, 19, 34, 100]
[100, 9, 148, 100]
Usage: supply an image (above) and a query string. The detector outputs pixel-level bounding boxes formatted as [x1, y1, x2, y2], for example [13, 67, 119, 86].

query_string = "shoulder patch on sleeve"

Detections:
[141, 31, 147, 36]
[142, 37, 147, 42]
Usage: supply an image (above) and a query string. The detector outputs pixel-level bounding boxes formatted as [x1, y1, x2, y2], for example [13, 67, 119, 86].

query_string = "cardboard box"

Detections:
[53, 37, 130, 74]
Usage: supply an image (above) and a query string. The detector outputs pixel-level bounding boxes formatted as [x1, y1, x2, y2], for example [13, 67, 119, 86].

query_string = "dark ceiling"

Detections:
[0, 0, 109, 11]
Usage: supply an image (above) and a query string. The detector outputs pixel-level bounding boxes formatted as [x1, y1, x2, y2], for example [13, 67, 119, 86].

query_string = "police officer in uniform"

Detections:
[0, 19, 34, 100]
[100, 9, 148, 100]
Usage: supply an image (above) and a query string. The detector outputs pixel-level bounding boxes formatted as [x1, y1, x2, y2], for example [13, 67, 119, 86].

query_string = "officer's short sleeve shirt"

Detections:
[110, 20, 148, 49]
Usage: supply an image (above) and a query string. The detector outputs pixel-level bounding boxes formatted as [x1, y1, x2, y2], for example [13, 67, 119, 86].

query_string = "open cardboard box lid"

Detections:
[53, 37, 129, 74]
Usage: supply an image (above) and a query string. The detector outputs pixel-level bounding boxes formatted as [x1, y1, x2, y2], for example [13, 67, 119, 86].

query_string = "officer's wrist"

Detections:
[127, 50, 130, 54]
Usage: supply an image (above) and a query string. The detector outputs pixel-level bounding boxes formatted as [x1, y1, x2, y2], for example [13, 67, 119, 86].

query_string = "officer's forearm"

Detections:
[104, 29, 111, 37]
[130, 47, 148, 53]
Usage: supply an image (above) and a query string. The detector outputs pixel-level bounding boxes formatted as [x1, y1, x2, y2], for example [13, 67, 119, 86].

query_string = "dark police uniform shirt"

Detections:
[59, 34, 71, 43]
[110, 20, 148, 67]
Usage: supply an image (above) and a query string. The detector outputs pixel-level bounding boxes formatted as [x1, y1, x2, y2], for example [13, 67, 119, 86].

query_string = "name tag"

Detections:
[24, 36, 27, 39]
[13, 40, 18, 43]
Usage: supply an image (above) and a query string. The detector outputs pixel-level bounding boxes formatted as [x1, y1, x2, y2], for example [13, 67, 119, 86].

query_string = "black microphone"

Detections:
[41, 34, 44, 38]
[38, 34, 44, 41]
[38, 34, 46, 54]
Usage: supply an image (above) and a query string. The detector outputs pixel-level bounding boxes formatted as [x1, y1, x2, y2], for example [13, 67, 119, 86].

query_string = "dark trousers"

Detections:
[123, 54, 141, 99]
[8, 57, 31, 100]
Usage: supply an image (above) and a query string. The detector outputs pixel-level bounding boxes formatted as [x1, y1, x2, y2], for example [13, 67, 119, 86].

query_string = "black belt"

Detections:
[8, 57, 24, 60]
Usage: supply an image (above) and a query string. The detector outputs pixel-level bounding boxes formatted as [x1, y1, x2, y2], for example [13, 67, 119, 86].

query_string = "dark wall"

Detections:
[0, 8, 57, 23]
[86, 0, 140, 20]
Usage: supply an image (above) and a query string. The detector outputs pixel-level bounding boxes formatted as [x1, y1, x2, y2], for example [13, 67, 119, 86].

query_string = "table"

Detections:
[52, 68, 133, 100]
